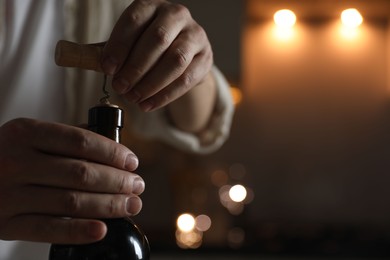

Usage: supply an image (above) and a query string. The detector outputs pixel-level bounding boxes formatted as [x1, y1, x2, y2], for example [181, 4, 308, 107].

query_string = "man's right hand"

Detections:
[0, 118, 145, 244]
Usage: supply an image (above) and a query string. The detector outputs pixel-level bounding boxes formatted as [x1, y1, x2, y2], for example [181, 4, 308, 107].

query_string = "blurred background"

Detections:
[131, 0, 390, 258]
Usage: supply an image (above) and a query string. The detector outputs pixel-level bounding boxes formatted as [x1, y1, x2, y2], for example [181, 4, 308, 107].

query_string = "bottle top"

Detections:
[88, 103, 123, 129]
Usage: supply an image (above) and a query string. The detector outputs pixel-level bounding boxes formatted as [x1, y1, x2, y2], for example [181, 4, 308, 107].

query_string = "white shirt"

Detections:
[0, 0, 66, 125]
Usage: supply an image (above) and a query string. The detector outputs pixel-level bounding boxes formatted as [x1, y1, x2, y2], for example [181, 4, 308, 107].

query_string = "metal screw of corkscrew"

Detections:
[100, 75, 110, 104]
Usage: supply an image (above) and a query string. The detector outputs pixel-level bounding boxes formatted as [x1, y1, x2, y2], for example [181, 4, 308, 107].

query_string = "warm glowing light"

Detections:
[195, 215, 212, 232]
[177, 213, 195, 232]
[274, 27, 294, 41]
[229, 184, 247, 203]
[340, 26, 360, 39]
[274, 9, 296, 28]
[230, 87, 243, 106]
[273, 10, 296, 41]
[176, 229, 203, 249]
[341, 8, 363, 28]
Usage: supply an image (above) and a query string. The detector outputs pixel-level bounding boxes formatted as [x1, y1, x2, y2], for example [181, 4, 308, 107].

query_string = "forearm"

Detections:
[167, 70, 217, 134]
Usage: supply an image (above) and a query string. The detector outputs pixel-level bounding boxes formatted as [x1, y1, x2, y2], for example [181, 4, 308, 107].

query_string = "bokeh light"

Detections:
[229, 184, 247, 203]
[230, 87, 243, 106]
[341, 8, 363, 29]
[274, 9, 296, 28]
[177, 213, 195, 232]
[176, 229, 203, 249]
[195, 215, 212, 232]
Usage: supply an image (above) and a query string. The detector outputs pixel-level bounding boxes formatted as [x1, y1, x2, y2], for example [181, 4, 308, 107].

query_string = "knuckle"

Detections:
[125, 8, 143, 27]
[64, 192, 80, 215]
[107, 197, 121, 216]
[193, 23, 206, 37]
[108, 145, 124, 168]
[159, 92, 173, 106]
[128, 13, 142, 28]
[172, 48, 190, 68]
[108, 144, 130, 170]
[187, 24, 209, 46]
[179, 72, 194, 89]
[71, 131, 91, 154]
[167, 3, 190, 19]
[117, 175, 130, 194]
[153, 26, 171, 47]
[71, 162, 93, 187]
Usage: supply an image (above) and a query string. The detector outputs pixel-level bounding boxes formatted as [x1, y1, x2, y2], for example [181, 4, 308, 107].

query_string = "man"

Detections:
[0, 0, 234, 258]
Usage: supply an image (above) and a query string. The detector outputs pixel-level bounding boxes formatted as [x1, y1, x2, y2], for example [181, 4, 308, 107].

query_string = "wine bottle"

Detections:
[49, 103, 150, 260]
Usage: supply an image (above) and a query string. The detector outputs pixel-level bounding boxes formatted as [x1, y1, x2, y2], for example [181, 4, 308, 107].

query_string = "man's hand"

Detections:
[0, 118, 145, 244]
[102, 0, 213, 112]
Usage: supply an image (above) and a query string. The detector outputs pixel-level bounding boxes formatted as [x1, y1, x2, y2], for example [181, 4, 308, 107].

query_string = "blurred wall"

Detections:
[165, 0, 390, 225]
[139, 0, 390, 250]
[234, 0, 390, 225]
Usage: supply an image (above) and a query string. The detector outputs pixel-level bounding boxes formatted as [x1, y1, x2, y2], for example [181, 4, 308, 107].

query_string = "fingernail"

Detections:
[139, 100, 154, 112]
[101, 56, 118, 76]
[127, 90, 141, 103]
[112, 77, 130, 94]
[125, 154, 138, 171]
[133, 177, 145, 195]
[126, 196, 142, 215]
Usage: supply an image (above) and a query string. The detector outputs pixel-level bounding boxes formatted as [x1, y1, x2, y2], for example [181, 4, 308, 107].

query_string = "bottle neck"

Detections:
[87, 104, 124, 143]
[88, 126, 121, 143]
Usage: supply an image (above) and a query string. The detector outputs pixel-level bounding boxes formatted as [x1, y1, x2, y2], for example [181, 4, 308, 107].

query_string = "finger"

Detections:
[123, 28, 203, 105]
[26, 120, 138, 171]
[138, 47, 213, 112]
[102, 0, 158, 76]
[14, 186, 143, 218]
[112, 3, 188, 94]
[2, 215, 106, 244]
[24, 154, 145, 195]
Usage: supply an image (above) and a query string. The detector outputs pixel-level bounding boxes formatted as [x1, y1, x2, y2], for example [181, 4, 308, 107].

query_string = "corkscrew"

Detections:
[100, 75, 110, 104]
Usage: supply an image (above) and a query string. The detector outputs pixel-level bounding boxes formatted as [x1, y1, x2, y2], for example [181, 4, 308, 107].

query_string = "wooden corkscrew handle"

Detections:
[55, 40, 104, 72]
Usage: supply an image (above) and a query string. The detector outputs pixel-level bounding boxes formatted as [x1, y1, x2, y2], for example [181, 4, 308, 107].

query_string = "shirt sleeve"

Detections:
[129, 66, 235, 154]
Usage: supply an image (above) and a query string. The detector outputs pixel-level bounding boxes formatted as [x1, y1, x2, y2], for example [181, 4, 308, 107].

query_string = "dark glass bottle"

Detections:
[49, 103, 150, 260]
